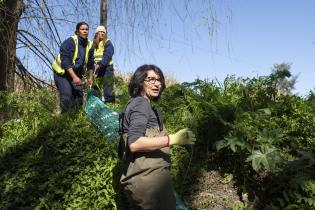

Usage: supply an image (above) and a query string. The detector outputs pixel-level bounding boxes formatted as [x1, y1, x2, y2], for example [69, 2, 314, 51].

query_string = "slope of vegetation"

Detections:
[1, 69, 314, 209]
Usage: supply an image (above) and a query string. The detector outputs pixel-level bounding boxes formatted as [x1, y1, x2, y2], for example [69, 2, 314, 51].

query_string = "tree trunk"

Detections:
[0, 0, 24, 92]
[100, 0, 107, 31]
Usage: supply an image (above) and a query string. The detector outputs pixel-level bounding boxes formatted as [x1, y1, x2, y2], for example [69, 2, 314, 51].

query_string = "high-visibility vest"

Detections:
[52, 35, 93, 75]
[94, 39, 113, 65]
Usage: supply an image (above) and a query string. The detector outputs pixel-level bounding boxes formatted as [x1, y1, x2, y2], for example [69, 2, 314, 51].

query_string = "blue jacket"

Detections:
[60, 36, 94, 77]
[97, 40, 114, 68]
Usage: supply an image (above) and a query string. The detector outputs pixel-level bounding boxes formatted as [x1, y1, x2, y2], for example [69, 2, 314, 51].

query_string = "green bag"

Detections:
[84, 89, 119, 147]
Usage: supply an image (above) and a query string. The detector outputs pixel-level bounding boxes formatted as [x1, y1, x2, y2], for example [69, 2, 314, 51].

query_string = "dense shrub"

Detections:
[0, 89, 118, 209]
[1, 68, 314, 209]
[160, 71, 315, 209]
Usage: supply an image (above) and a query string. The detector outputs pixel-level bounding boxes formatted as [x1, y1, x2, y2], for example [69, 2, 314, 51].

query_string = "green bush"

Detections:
[0, 90, 118, 209]
[1, 67, 314, 209]
[160, 70, 315, 209]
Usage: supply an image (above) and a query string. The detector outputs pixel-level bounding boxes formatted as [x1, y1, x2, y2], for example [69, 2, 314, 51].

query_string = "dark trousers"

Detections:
[54, 72, 83, 114]
[97, 65, 115, 102]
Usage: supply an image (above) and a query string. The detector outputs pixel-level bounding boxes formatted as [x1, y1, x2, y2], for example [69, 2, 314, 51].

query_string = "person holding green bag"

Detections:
[119, 64, 196, 209]
[52, 22, 94, 114]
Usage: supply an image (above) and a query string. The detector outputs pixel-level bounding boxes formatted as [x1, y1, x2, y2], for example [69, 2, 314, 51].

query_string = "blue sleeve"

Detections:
[87, 47, 95, 70]
[127, 99, 150, 145]
[60, 37, 75, 70]
[97, 40, 114, 67]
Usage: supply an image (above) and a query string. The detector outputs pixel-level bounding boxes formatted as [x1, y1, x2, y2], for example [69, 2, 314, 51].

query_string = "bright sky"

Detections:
[112, 0, 315, 96]
[17, 1, 315, 96]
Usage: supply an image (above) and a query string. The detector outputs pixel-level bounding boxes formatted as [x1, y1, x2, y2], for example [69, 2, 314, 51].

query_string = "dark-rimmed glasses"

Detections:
[144, 77, 162, 84]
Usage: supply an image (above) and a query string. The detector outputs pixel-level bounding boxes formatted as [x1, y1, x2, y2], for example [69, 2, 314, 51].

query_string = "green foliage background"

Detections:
[0, 90, 118, 209]
[1, 68, 315, 209]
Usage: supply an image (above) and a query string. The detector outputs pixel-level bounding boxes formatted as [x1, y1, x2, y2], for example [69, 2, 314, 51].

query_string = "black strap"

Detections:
[118, 99, 133, 160]
[118, 112, 125, 135]
[152, 106, 163, 132]
[118, 99, 133, 134]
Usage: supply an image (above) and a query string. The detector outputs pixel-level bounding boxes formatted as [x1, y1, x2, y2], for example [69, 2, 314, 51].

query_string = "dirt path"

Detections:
[183, 170, 243, 210]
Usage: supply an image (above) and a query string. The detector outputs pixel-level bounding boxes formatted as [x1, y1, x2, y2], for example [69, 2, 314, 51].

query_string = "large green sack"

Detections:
[84, 89, 188, 210]
[84, 89, 120, 148]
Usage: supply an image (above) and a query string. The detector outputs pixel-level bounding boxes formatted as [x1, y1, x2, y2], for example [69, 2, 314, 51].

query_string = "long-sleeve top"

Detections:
[121, 96, 163, 145]
[60, 36, 94, 77]
[96, 40, 114, 68]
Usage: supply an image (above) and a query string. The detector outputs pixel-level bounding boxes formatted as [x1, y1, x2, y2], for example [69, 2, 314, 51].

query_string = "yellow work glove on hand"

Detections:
[169, 128, 196, 145]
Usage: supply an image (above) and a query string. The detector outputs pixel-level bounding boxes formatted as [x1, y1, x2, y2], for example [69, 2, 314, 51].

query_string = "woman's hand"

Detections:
[67, 68, 82, 85]
[87, 77, 93, 87]
[94, 64, 100, 74]
[72, 76, 82, 86]
[169, 128, 196, 145]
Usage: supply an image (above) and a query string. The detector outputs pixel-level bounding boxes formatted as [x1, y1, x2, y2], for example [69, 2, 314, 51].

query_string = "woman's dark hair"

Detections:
[128, 64, 166, 100]
[75, 21, 89, 35]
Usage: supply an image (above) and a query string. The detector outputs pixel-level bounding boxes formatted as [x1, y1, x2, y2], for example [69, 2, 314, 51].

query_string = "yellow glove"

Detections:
[169, 128, 196, 145]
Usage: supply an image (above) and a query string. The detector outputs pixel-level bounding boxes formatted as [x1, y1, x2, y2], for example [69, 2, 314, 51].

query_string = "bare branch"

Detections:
[15, 56, 55, 89]
[16, 36, 52, 69]
[18, 29, 55, 58]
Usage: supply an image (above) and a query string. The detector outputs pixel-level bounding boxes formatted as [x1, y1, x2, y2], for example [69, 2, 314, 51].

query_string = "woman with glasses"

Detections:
[119, 64, 196, 209]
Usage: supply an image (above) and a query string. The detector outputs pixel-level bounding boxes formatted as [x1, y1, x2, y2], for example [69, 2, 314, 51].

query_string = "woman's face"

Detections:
[142, 70, 162, 100]
[97, 31, 106, 41]
[77, 24, 89, 39]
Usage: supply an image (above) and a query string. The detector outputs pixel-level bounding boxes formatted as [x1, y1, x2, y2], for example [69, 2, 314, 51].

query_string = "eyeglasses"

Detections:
[144, 77, 162, 84]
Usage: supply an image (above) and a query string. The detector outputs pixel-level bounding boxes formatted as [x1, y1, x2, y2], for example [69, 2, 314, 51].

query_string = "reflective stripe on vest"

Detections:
[51, 35, 92, 75]
[94, 39, 113, 65]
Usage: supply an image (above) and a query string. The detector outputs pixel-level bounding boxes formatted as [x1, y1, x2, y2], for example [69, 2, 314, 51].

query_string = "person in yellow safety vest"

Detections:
[93, 25, 115, 103]
[52, 22, 94, 114]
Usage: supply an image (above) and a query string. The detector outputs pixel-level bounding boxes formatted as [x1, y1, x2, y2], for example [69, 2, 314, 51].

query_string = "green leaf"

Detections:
[246, 146, 279, 171]
[257, 108, 271, 115]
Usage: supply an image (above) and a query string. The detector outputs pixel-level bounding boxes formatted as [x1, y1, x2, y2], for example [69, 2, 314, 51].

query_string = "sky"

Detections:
[111, 0, 315, 96]
[17, 0, 315, 96]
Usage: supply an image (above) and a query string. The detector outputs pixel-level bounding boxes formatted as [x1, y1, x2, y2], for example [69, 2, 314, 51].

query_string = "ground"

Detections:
[183, 169, 243, 210]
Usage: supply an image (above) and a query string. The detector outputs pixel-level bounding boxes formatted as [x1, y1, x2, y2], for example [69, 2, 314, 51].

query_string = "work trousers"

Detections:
[97, 64, 115, 102]
[54, 72, 83, 114]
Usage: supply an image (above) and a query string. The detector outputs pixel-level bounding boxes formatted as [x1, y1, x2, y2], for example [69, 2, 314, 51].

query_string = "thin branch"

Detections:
[18, 29, 55, 58]
[15, 56, 55, 89]
[17, 37, 52, 70]
[42, 0, 62, 45]
[34, 0, 61, 46]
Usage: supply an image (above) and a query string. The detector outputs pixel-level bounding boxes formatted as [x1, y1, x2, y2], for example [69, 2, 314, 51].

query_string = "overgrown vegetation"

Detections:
[1, 66, 314, 209]
[0, 90, 118, 209]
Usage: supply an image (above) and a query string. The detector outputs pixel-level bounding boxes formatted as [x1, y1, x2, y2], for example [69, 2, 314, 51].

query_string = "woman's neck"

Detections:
[142, 94, 150, 102]
[78, 35, 88, 46]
